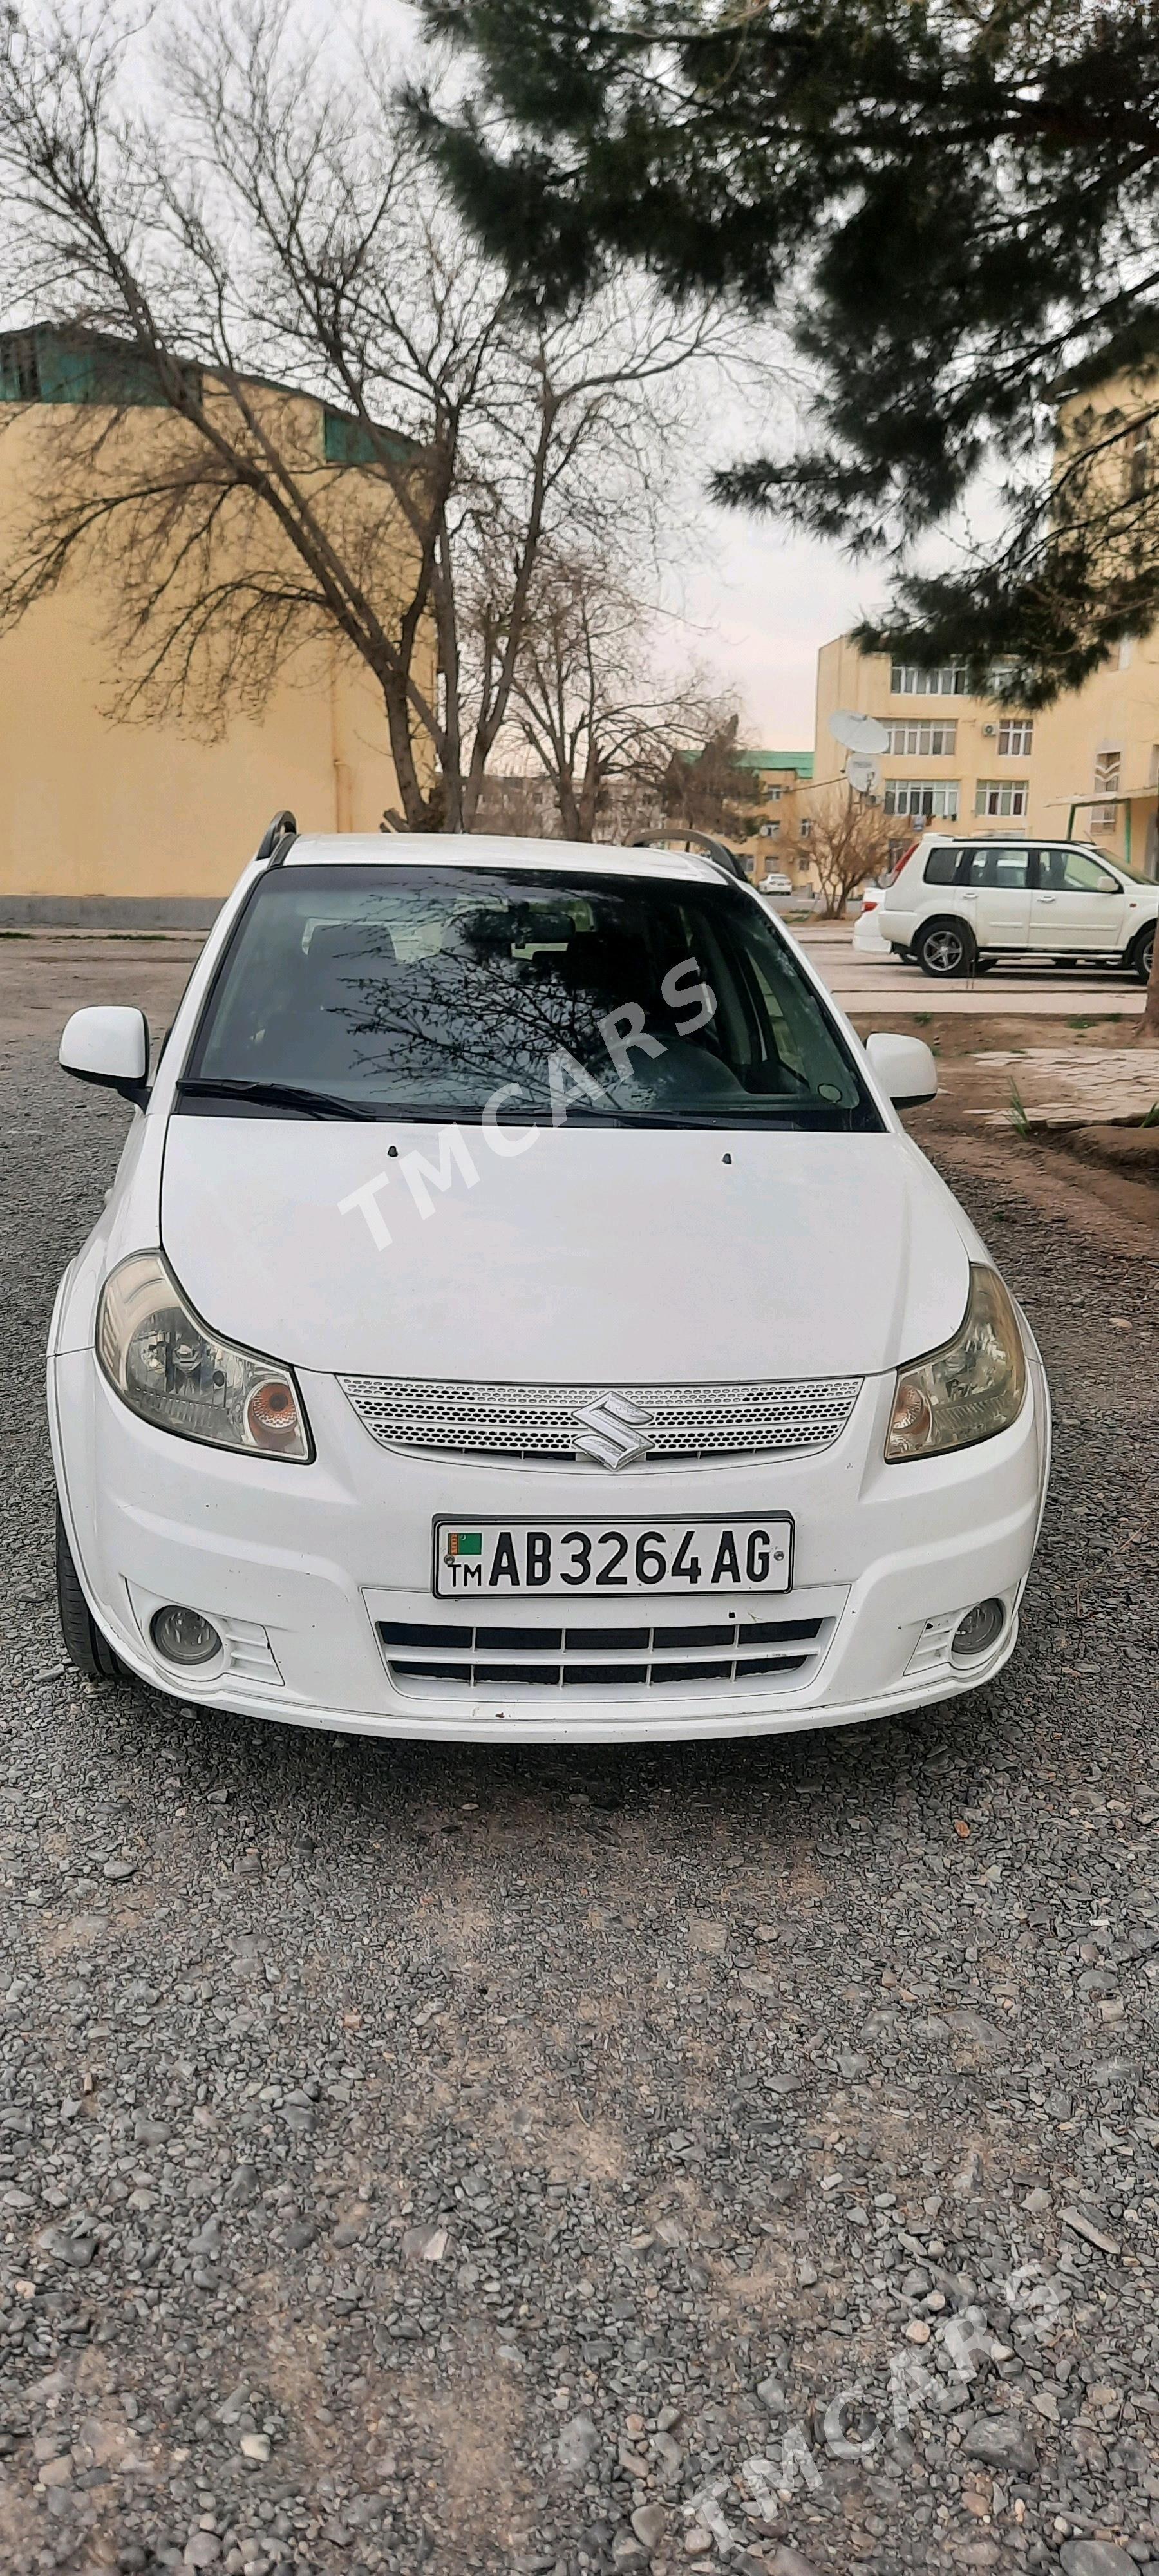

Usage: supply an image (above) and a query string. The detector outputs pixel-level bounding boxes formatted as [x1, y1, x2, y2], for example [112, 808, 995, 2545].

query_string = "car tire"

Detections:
[1129, 923, 1156, 984]
[55, 1503, 123, 1681]
[914, 918, 976, 979]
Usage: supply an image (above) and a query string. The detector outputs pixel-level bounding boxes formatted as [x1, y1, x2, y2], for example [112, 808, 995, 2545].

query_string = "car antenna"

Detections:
[256, 809, 299, 866]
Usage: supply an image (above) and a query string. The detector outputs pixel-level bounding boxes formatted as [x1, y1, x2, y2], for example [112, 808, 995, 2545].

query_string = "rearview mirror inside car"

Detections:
[865, 1031, 938, 1109]
[59, 1007, 150, 1107]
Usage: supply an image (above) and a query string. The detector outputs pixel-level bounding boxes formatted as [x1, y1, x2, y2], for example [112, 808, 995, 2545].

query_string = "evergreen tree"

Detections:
[418, 0, 1159, 699]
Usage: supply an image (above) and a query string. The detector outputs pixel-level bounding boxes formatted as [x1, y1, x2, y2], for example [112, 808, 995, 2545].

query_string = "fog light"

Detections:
[150, 1604, 221, 1667]
[952, 1598, 1005, 1662]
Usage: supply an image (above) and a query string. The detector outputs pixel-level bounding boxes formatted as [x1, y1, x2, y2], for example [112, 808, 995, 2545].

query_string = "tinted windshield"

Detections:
[182, 864, 879, 1130]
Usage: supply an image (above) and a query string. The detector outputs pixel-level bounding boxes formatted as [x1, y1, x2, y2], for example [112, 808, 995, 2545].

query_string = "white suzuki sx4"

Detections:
[50, 824, 1050, 1743]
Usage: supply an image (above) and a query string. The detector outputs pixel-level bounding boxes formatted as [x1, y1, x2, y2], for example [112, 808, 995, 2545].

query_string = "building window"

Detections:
[765, 786, 782, 804]
[997, 719, 1033, 757]
[0, 326, 191, 409]
[883, 779, 960, 820]
[890, 663, 968, 697]
[1126, 422, 1152, 500]
[760, 820, 781, 838]
[1092, 749, 1121, 834]
[0, 332, 40, 401]
[323, 408, 413, 466]
[799, 819, 812, 838]
[884, 721, 957, 756]
[975, 779, 1029, 818]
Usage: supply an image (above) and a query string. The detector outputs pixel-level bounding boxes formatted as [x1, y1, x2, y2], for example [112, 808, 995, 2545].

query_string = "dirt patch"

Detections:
[0, 933, 202, 1042]
[540, 2114, 629, 2186]
[847, 1009, 1138, 1058]
[930, 1128, 1159, 1255]
[404, 2363, 528, 2555]
[1053, 1121, 1159, 1185]
[708, 2246, 796, 2312]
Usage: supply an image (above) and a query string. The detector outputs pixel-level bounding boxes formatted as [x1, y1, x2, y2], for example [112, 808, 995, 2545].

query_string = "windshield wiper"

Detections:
[176, 1077, 378, 1122]
[558, 1101, 856, 1128]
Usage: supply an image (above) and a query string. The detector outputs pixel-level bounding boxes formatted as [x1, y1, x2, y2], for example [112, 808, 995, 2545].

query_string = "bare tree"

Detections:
[807, 790, 896, 920]
[660, 713, 762, 846]
[496, 552, 740, 843]
[0, 2, 728, 832]
[505, 562, 643, 842]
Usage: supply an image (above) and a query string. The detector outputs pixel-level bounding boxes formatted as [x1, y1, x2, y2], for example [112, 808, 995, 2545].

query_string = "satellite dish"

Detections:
[830, 708, 890, 755]
[845, 752, 881, 795]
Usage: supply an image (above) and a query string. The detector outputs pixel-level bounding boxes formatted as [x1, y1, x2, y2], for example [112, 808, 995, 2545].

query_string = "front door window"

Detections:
[1030, 848, 1126, 952]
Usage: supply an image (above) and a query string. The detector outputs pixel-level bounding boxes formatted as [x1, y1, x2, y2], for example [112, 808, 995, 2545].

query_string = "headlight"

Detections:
[97, 1251, 311, 1461]
[885, 1264, 1026, 1463]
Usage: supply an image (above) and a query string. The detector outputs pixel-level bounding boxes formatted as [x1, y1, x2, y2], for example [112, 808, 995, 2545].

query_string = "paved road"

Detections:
[1, 1020, 1158, 2576]
[795, 929, 1145, 1020]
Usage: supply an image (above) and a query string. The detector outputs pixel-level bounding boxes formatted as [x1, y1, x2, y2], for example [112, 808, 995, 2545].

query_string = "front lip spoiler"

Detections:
[70, 1602, 1020, 1744]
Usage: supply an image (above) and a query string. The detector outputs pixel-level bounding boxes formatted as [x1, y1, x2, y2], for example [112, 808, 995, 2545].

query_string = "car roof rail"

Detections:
[256, 809, 299, 866]
[632, 830, 748, 882]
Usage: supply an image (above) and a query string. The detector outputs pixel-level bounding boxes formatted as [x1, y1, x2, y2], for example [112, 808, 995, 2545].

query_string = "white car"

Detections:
[879, 833, 1158, 978]
[50, 824, 1050, 1746]
[759, 870, 794, 896]
[851, 893, 894, 960]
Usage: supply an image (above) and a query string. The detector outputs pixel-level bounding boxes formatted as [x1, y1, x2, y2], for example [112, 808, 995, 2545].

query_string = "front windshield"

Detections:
[183, 862, 879, 1130]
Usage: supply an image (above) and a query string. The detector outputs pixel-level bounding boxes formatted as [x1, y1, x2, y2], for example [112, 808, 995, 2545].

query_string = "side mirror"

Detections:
[59, 1007, 150, 1107]
[865, 1030, 938, 1109]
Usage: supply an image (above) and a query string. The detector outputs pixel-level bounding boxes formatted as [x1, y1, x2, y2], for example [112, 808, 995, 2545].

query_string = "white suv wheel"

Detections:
[916, 920, 973, 978]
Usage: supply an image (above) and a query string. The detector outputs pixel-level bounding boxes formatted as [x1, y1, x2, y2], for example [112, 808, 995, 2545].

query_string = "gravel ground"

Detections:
[1, 1014, 1157, 2576]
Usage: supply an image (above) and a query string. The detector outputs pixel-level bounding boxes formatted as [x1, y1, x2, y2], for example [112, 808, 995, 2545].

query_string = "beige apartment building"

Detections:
[816, 629, 1159, 876]
[731, 748, 817, 884]
[815, 336, 1159, 878]
[0, 327, 428, 912]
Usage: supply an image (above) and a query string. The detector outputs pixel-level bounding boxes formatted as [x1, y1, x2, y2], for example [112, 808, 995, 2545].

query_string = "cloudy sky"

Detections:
[366, 0, 873, 759]
[678, 513, 869, 754]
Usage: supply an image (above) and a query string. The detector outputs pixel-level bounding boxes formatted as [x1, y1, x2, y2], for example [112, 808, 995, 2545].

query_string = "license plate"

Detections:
[433, 1517, 793, 1599]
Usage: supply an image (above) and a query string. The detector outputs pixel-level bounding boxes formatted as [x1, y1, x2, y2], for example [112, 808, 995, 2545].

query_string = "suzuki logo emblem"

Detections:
[572, 1391, 655, 1471]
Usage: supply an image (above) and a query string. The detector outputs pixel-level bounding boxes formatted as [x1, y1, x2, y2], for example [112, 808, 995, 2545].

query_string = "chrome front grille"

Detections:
[378, 1613, 831, 1699]
[339, 1374, 862, 1464]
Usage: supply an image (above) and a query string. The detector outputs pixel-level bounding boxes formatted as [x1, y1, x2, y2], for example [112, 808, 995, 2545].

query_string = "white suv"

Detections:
[877, 834, 1158, 980]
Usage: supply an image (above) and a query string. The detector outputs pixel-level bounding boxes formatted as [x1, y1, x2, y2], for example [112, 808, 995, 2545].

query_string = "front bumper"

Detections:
[49, 1343, 1050, 1745]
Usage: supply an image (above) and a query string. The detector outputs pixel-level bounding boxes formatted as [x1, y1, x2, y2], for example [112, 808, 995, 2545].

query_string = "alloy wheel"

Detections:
[920, 924, 966, 976]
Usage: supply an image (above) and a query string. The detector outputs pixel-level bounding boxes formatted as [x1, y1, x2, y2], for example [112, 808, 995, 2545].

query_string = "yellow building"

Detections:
[815, 342, 1159, 878]
[815, 630, 1159, 877]
[0, 327, 427, 913]
[731, 749, 818, 884]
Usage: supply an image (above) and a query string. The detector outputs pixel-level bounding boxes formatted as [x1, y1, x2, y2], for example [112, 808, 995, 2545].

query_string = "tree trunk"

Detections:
[1140, 923, 1159, 1042]
[380, 676, 440, 831]
[555, 773, 583, 840]
[576, 748, 601, 842]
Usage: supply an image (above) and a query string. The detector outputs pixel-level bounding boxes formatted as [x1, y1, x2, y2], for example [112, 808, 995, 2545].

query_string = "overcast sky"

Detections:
[677, 515, 869, 753]
[359, 0, 874, 757]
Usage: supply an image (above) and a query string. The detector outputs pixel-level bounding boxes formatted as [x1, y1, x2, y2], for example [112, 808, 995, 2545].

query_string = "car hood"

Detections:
[158, 1118, 971, 1381]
